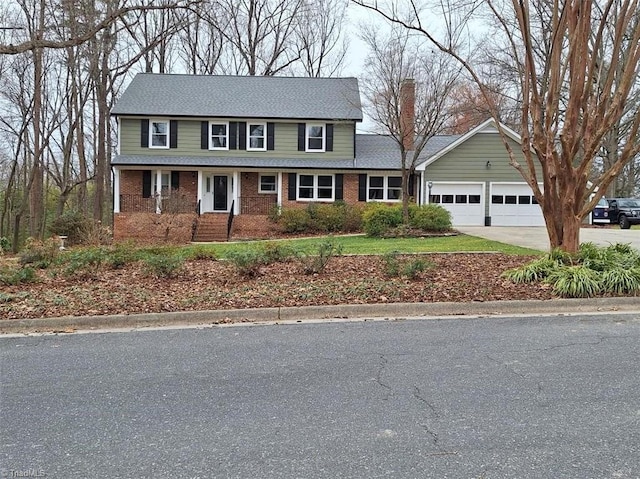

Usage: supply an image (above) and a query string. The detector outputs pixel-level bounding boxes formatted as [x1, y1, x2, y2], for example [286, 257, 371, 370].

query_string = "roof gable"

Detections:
[112, 74, 363, 121]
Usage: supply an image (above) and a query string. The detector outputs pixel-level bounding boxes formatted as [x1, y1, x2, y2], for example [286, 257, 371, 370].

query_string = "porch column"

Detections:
[277, 172, 283, 209]
[113, 167, 120, 213]
[155, 170, 162, 214]
[197, 170, 203, 214]
[233, 171, 240, 215]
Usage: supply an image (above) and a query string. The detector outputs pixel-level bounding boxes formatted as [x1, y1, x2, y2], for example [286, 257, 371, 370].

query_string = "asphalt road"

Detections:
[2, 315, 639, 478]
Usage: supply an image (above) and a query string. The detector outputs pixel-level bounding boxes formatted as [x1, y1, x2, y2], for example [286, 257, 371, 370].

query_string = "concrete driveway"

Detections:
[456, 226, 640, 251]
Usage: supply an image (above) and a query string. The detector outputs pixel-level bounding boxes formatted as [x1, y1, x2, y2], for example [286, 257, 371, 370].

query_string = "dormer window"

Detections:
[306, 124, 325, 151]
[247, 123, 266, 151]
[150, 120, 169, 148]
[209, 122, 228, 150]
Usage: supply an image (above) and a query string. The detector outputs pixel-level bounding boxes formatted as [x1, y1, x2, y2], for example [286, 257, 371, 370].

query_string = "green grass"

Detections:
[183, 234, 541, 257]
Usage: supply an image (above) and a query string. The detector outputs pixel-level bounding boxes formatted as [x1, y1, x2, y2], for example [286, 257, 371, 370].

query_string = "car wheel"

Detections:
[619, 215, 631, 229]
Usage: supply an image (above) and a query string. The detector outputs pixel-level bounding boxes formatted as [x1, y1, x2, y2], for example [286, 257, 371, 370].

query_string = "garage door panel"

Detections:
[491, 183, 545, 226]
[431, 183, 484, 226]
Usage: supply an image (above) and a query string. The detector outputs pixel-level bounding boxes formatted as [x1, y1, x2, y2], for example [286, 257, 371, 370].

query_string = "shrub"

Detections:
[0, 266, 36, 285]
[226, 249, 266, 277]
[105, 243, 140, 269]
[546, 265, 601, 298]
[601, 267, 640, 294]
[59, 247, 108, 277]
[299, 239, 343, 275]
[278, 208, 311, 233]
[141, 254, 184, 278]
[382, 251, 431, 279]
[382, 251, 402, 277]
[0, 236, 10, 254]
[49, 210, 92, 246]
[184, 245, 217, 261]
[408, 204, 452, 232]
[261, 242, 298, 263]
[19, 237, 60, 268]
[402, 258, 430, 279]
[502, 257, 559, 283]
[362, 204, 403, 237]
[306, 203, 347, 232]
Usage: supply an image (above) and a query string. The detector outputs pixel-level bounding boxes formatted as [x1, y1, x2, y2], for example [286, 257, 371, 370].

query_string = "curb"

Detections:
[2, 297, 639, 334]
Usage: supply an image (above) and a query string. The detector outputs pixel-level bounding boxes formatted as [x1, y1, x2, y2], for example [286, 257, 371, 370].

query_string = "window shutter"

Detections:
[288, 173, 297, 200]
[335, 173, 343, 200]
[229, 122, 237, 150]
[326, 123, 334, 152]
[169, 120, 178, 148]
[238, 122, 247, 150]
[408, 173, 416, 197]
[201, 122, 209, 149]
[171, 171, 180, 190]
[141, 119, 149, 148]
[142, 170, 152, 198]
[298, 123, 305, 151]
[267, 122, 275, 150]
[358, 174, 367, 202]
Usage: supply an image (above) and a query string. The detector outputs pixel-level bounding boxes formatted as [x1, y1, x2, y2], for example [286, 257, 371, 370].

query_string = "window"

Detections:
[259, 175, 277, 193]
[248, 123, 266, 150]
[505, 195, 517, 204]
[368, 176, 402, 201]
[492, 195, 504, 204]
[469, 195, 481, 204]
[518, 195, 531, 204]
[429, 194, 441, 204]
[306, 124, 325, 151]
[298, 174, 334, 201]
[152, 173, 170, 197]
[150, 120, 169, 148]
[455, 195, 468, 204]
[210, 122, 228, 149]
[442, 195, 454, 204]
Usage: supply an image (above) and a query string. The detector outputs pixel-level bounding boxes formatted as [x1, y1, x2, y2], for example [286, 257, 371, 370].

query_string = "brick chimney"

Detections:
[400, 78, 415, 151]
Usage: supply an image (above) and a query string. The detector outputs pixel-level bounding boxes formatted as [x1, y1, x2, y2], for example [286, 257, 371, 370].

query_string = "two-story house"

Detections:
[111, 73, 544, 243]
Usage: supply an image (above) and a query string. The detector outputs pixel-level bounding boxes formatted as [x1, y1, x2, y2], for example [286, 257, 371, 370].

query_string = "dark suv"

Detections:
[593, 198, 640, 229]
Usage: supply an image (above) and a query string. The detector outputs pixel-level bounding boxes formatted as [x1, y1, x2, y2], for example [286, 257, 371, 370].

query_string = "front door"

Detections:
[213, 175, 229, 211]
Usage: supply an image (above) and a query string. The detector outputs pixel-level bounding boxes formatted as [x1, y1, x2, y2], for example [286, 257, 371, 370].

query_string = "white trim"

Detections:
[305, 123, 326, 152]
[259, 173, 278, 194]
[296, 173, 335, 202]
[247, 122, 267, 151]
[149, 119, 170, 149]
[209, 121, 229, 150]
[113, 167, 120, 213]
[232, 171, 239, 215]
[416, 119, 522, 171]
[197, 171, 203, 211]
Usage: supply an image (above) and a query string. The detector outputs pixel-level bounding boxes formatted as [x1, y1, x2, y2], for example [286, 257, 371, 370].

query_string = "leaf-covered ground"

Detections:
[1, 253, 555, 320]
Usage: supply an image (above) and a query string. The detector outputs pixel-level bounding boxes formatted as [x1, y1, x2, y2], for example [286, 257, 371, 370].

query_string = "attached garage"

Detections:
[429, 182, 484, 226]
[490, 182, 545, 226]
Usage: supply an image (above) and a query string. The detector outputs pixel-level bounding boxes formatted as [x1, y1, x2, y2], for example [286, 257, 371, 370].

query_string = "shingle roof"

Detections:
[111, 74, 363, 121]
[354, 134, 460, 169]
[112, 134, 462, 170]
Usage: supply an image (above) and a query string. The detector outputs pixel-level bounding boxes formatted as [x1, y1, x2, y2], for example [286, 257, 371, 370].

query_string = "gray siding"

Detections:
[119, 118, 355, 159]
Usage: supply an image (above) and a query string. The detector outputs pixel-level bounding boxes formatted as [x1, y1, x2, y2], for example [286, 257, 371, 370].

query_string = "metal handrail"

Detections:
[226, 200, 235, 240]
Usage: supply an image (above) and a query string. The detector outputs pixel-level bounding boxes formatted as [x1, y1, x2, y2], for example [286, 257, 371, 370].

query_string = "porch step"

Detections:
[193, 214, 230, 242]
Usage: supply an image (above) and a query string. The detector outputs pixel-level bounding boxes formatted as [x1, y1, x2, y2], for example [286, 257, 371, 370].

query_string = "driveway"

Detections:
[457, 226, 640, 251]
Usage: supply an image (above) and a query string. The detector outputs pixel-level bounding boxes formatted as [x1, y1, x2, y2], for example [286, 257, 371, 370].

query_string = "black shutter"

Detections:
[288, 173, 297, 200]
[408, 173, 416, 197]
[326, 123, 334, 152]
[169, 120, 178, 148]
[141, 119, 149, 148]
[335, 174, 343, 200]
[229, 122, 237, 150]
[298, 123, 306, 151]
[238, 122, 247, 150]
[142, 170, 152, 198]
[358, 174, 367, 202]
[201, 121, 209, 149]
[267, 122, 275, 150]
[171, 171, 180, 190]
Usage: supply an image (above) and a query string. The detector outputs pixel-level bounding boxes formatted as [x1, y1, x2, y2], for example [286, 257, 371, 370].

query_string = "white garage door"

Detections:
[490, 183, 545, 226]
[429, 183, 484, 226]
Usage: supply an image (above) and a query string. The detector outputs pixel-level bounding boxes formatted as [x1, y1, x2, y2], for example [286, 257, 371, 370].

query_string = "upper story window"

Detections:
[210, 122, 228, 150]
[368, 176, 402, 201]
[150, 120, 169, 148]
[306, 124, 325, 152]
[248, 123, 266, 151]
[259, 174, 277, 193]
[298, 174, 334, 201]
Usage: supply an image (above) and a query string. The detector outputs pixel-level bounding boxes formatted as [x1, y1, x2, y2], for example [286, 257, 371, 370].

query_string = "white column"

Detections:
[113, 167, 120, 213]
[233, 171, 240, 215]
[155, 170, 162, 214]
[277, 172, 283, 209]
[197, 170, 203, 214]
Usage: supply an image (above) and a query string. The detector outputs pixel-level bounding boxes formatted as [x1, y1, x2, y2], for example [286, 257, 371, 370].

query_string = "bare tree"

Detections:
[360, 25, 460, 222]
[353, 0, 640, 252]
